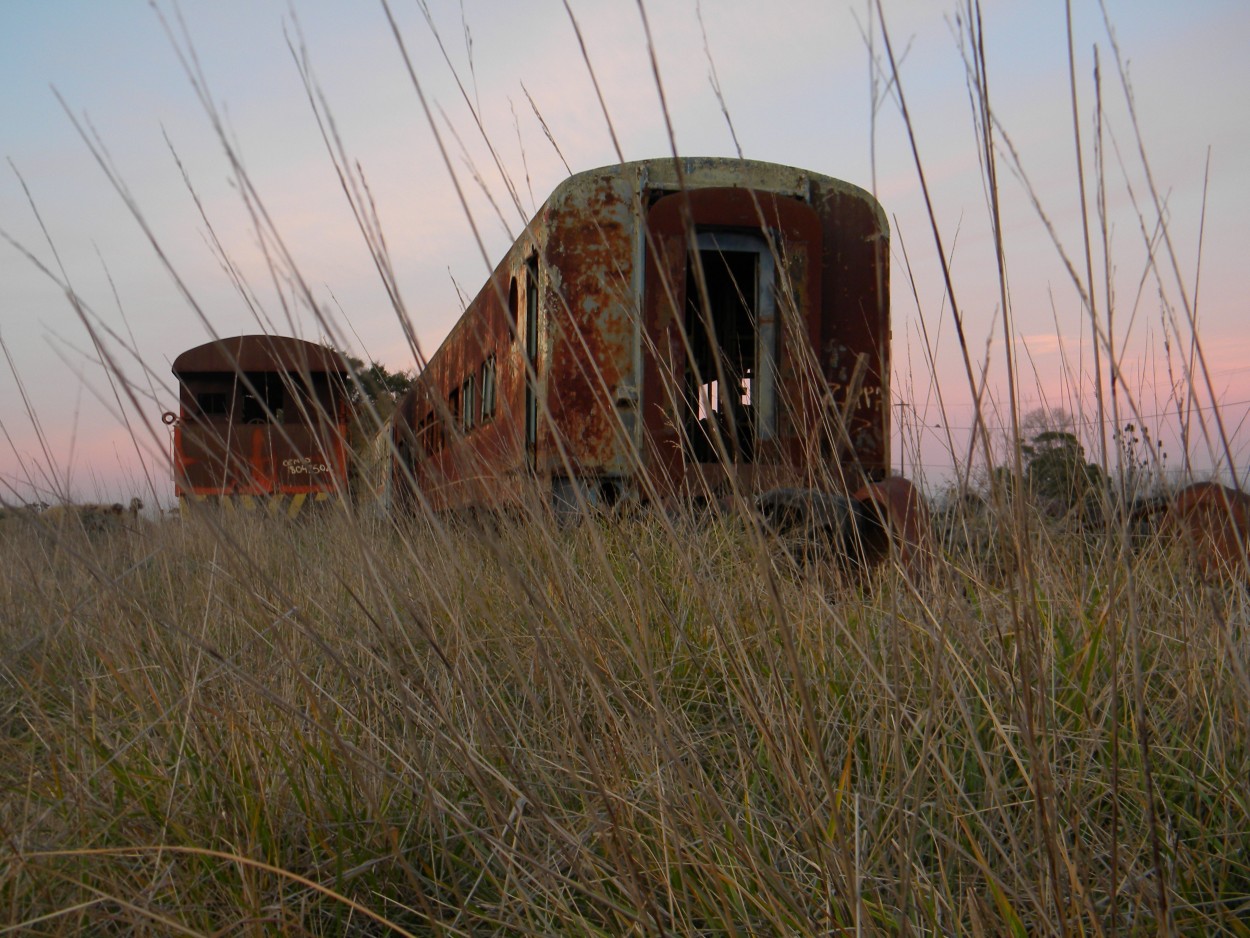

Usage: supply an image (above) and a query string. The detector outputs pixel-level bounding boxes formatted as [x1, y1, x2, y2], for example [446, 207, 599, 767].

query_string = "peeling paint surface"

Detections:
[391, 158, 891, 511]
[170, 335, 350, 505]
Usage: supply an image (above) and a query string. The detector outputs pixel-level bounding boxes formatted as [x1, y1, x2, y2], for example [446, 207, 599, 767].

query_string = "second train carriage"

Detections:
[167, 335, 351, 516]
[391, 157, 892, 514]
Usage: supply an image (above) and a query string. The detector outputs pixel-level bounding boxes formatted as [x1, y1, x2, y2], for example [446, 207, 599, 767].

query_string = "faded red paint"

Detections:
[1167, 481, 1250, 577]
[642, 186, 831, 497]
[172, 335, 344, 375]
[544, 172, 635, 473]
[390, 158, 892, 514]
[853, 477, 932, 578]
[170, 335, 349, 502]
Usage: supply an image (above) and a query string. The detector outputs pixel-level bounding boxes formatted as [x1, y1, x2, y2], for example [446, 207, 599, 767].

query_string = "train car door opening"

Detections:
[524, 255, 540, 470]
[682, 231, 776, 465]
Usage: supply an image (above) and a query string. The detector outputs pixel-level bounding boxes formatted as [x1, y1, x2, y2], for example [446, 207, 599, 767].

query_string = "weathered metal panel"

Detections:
[174, 418, 347, 497]
[544, 169, 639, 476]
[390, 157, 891, 512]
[810, 179, 891, 480]
[640, 182, 830, 499]
[170, 335, 350, 505]
[173, 334, 347, 375]
[394, 258, 531, 512]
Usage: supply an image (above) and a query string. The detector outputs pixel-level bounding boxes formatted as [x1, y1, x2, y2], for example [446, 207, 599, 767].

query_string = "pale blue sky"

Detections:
[3, 0, 1248, 502]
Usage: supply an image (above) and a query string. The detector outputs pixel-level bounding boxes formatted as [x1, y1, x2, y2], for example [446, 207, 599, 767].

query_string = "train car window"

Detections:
[462, 376, 476, 432]
[480, 354, 496, 421]
[283, 373, 311, 423]
[524, 257, 539, 465]
[416, 428, 428, 462]
[420, 412, 437, 454]
[240, 372, 285, 424]
[682, 231, 776, 464]
[195, 392, 229, 418]
[448, 387, 460, 435]
[508, 276, 520, 336]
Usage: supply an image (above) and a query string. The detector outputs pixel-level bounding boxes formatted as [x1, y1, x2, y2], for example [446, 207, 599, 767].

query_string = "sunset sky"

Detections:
[3, 0, 1248, 505]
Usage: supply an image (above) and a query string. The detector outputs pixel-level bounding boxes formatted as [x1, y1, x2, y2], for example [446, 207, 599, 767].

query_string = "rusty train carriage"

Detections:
[392, 157, 892, 513]
[169, 335, 351, 517]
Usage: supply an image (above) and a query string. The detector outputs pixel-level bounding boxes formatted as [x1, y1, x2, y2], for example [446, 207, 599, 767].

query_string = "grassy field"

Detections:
[1, 498, 1246, 934]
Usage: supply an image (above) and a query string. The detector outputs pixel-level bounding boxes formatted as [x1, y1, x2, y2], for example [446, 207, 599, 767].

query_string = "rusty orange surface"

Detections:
[390, 157, 891, 512]
[171, 335, 350, 499]
[1167, 481, 1250, 577]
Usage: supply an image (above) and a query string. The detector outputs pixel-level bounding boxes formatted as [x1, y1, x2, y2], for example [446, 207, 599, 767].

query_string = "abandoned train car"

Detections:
[390, 157, 894, 515]
[165, 335, 351, 516]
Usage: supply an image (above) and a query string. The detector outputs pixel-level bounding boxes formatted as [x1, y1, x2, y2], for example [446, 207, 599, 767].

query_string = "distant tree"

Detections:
[1023, 430, 1105, 506]
[989, 408, 1106, 516]
[1018, 407, 1075, 450]
[989, 464, 1019, 501]
[340, 354, 414, 414]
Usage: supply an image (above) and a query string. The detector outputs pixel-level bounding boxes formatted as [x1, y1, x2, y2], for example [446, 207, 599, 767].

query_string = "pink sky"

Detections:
[2, 0, 1248, 505]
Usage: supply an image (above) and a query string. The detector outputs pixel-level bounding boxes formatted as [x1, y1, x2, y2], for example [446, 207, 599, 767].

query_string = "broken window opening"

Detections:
[508, 276, 520, 335]
[240, 372, 285, 424]
[481, 354, 497, 421]
[695, 376, 756, 422]
[462, 375, 476, 432]
[281, 372, 311, 424]
[524, 256, 540, 468]
[681, 231, 776, 465]
[195, 391, 229, 418]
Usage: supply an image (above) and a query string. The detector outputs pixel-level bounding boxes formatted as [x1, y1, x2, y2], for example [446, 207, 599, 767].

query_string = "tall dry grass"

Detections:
[1, 499, 1247, 934]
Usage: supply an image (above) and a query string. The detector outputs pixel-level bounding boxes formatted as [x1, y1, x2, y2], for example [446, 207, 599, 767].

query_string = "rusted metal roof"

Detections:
[172, 335, 347, 375]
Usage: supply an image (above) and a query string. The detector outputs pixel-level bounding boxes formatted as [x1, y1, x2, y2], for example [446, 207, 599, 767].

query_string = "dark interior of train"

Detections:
[189, 372, 313, 425]
[682, 243, 760, 464]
